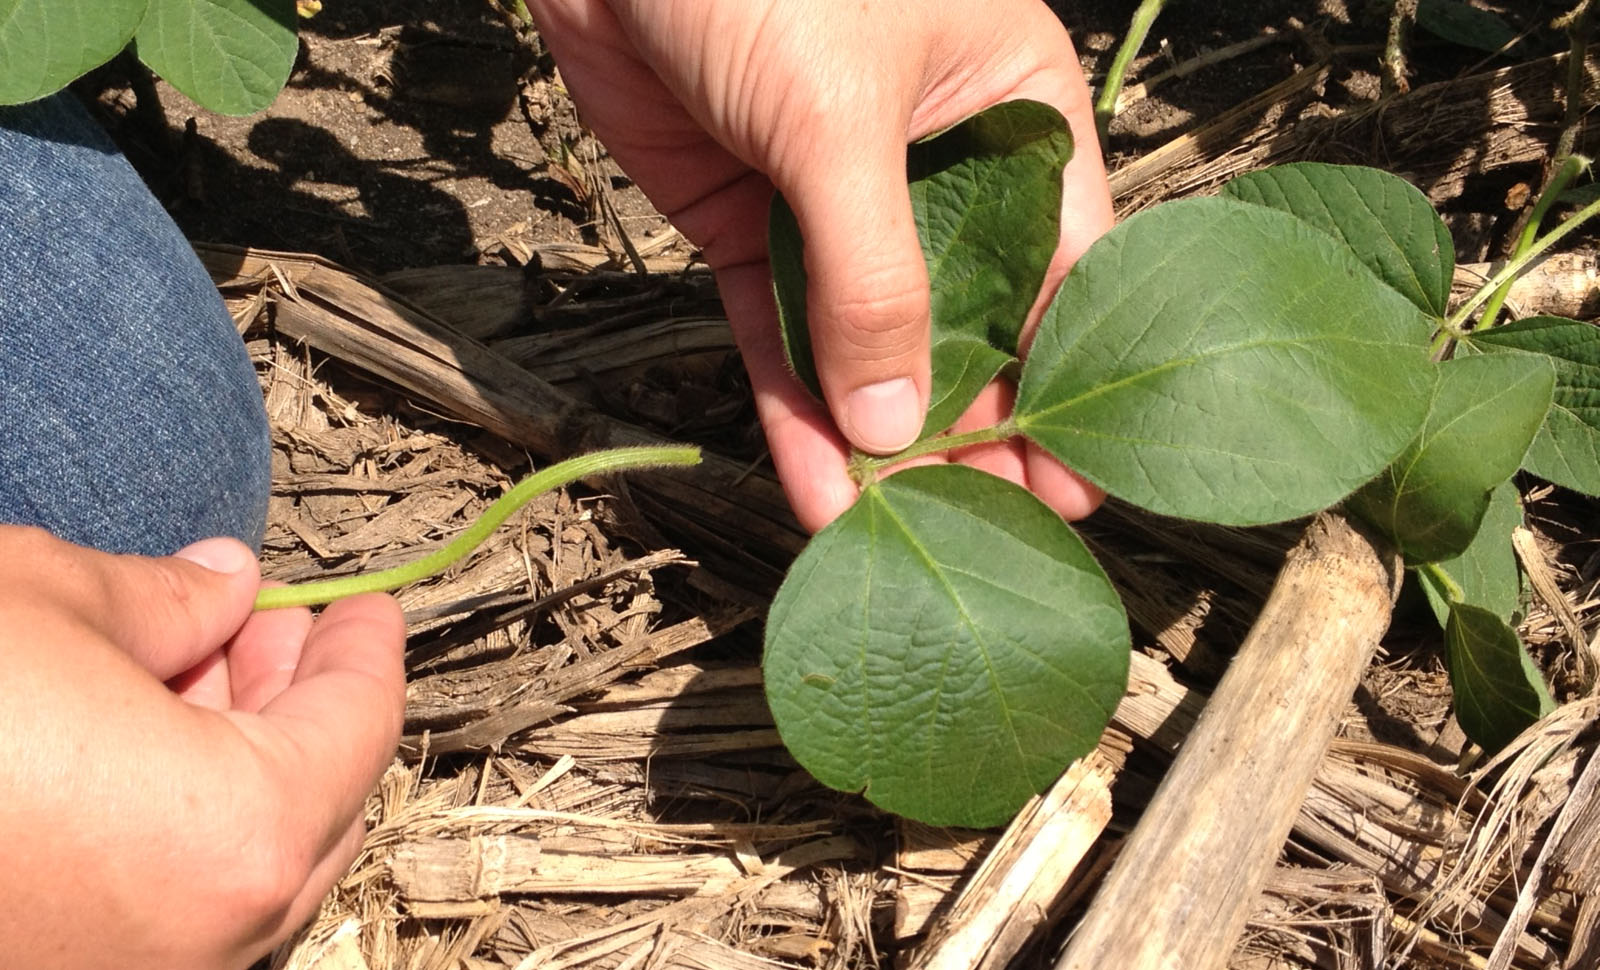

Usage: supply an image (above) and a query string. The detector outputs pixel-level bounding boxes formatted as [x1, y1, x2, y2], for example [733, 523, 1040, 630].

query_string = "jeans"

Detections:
[0, 95, 270, 556]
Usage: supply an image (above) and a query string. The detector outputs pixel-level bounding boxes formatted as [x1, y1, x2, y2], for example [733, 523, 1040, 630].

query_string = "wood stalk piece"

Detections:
[1055, 513, 1402, 970]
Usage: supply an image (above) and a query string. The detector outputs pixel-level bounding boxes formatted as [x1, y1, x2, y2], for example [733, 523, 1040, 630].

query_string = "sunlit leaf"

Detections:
[0, 0, 147, 104]
[1015, 197, 1435, 525]
[771, 100, 1072, 436]
[135, 0, 297, 115]
[1223, 162, 1454, 318]
[1347, 353, 1552, 563]
[1469, 315, 1600, 496]
[764, 465, 1129, 827]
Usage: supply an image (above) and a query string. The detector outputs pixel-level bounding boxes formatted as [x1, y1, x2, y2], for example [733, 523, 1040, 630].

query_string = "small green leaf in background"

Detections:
[1416, 0, 1522, 56]
[135, 0, 298, 115]
[1445, 602, 1555, 753]
[1558, 182, 1600, 210]
[1347, 353, 1553, 564]
[0, 0, 148, 104]
[1419, 481, 1524, 627]
[1222, 162, 1455, 319]
[1469, 316, 1600, 497]
[763, 464, 1129, 827]
[772, 100, 1073, 437]
[1013, 197, 1436, 526]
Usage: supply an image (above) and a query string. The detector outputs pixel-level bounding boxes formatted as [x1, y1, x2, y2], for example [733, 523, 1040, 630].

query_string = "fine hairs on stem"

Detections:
[253, 446, 701, 610]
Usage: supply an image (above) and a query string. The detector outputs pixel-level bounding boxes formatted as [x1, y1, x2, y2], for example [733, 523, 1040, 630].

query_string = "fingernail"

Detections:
[173, 537, 254, 575]
[844, 378, 922, 454]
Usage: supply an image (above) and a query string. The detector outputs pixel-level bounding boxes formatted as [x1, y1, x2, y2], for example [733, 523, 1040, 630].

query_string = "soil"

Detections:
[68, 0, 1521, 273]
[74, 0, 1567, 276]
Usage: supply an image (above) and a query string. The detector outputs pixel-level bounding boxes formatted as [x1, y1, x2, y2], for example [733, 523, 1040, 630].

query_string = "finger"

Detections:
[277, 816, 368, 942]
[1025, 443, 1107, 521]
[718, 261, 860, 532]
[226, 594, 314, 714]
[946, 379, 1106, 521]
[915, 5, 1114, 346]
[15, 530, 260, 680]
[246, 593, 405, 851]
[776, 107, 931, 457]
[943, 382, 1030, 483]
[168, 648, 231, 710]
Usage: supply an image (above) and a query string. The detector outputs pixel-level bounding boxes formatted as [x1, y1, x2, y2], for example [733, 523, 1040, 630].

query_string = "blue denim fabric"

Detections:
[0, 94, 270, 556]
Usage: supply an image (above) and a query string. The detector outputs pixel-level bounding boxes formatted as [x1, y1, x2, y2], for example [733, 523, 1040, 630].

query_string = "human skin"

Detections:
[528, 0, 1117, 531]
[0, 528, 404, 970]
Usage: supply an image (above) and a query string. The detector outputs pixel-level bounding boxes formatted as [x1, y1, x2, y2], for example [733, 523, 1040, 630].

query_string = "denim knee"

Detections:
[0, 94, 271, 556]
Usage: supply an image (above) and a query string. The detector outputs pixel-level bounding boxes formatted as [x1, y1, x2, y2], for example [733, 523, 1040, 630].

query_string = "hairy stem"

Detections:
[1095, 0, 1168, 143]
[850, 420, 1023, 486]
[1418, 562, 1465, 605]
[1383, 0, 1418, 96]
[253, 446, 701, 610]
[1556, 0, 1597, 162]
[1448, 194, 1600, 334]
[1478, 155, 1591, 329]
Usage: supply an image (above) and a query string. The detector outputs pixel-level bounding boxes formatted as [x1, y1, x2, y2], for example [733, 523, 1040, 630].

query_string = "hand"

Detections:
[0, 527, 405, 970]
[529, 0, 1115, 530]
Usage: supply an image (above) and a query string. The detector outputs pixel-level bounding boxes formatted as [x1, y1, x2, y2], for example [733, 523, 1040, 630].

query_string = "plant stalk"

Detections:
[1447, 193, 1600, 334]
[1418, 561, 1466, 604]
[1556, 1, 1597, 162]
[253, 446, 701, 610]
[1477, 154, 1591, 329]
[1383, 0, 1419, 96]
[1094, 0, 1168, 143]
[852, 419, 1023, 484]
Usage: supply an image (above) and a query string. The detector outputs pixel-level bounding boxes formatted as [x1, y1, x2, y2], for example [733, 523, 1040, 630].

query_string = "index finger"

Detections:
[235, 593, 406, 854]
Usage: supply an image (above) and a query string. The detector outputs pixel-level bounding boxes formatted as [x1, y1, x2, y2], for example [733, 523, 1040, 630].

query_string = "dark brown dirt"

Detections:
[75, 0, 1566, 276]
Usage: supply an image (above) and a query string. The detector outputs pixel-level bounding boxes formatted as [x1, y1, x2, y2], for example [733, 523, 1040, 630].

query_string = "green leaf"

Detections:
[763, 464, 1129, 827]
[770, 198, 820, 394]
[1417, 0, 1522, 55]
[1347, 353, 1553, 563]
[1013, 196, 1436, 526]
[1445, 602, 1554, 753]
[1469, 316, 1600, 496]
[1223, 162, 1454, 319]
[0, 0, 148, 104]
[771, 100, 1073, 436]
[134, 0, 297, 115]
[1419, 481, 1524, 627]
[1558, 182, 1600, 210]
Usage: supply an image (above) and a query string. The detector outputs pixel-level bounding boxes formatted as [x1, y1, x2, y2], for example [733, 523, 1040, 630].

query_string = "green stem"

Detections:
[254, 445, 701, 610]
[1447, 193, 1600, 335]
[1418, 562, 1465, 605]
[1427, 326, 1455, 358]
[852, 420, 1023, 484]
[1095, 0, 1168, 143]
[1477, 154, 1590, 330]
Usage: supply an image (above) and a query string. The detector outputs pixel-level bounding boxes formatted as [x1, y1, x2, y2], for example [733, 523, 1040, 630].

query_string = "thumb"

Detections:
[33, 532, 260, 680]
[782, 128, 931, 455]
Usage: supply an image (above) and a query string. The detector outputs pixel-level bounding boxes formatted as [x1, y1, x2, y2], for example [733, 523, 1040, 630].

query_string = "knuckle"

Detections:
[821, 268, 930, 357]
[147, 557, 199, 612]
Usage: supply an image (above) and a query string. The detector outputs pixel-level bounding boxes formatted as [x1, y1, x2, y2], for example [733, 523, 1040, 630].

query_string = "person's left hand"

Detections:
[528, 0, 1116, 531]
[0, 529, 406, 970]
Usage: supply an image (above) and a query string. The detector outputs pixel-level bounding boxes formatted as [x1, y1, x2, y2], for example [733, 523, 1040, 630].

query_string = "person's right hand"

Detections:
[0, 526, 405, 970]
[529, 0, 1115, 532]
